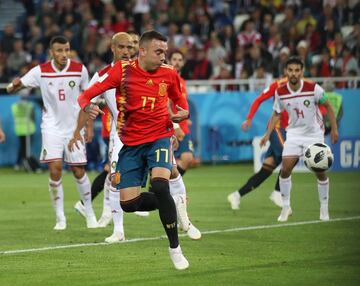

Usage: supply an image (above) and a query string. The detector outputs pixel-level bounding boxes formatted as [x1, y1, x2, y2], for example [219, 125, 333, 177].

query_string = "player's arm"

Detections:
[259, 111, 281, 147]
[321, 98, 339, 144]
[7, 66, 40, 93]
[68, 110, 90, 151]
[242, 82, 277, 131]
[78, 63, 122, 119]
[168, 72, 189, 123]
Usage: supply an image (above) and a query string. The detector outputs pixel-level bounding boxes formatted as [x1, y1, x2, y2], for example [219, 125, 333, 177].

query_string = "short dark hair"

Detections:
[127, 30, 139, 37]
[168, 50, 184, 61]
[50, 35, 69, 47]
[139, 30, 167, 47]
[285, 56, 304, 69]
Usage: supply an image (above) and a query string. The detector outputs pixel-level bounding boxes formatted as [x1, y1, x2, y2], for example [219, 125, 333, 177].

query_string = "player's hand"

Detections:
[259, 133, 269, 147]
[174, 127, 185, 142]
[330, 128, 339, 144]
[172, 135, 179, 150]
[84, 103, 104, 120]
[6, 78, 22, 93]
[68, 131, 83, 152]
[0, 129, 5, 143]
[170, 105, 189, 123]
[241, 119, 252, 132]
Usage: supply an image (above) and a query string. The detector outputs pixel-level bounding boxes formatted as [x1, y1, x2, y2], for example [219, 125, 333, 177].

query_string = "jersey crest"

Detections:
[158, 82, 168, 96]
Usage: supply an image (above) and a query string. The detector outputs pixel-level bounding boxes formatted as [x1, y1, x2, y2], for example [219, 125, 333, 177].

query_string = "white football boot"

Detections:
[227, 191, 240, 210]
[173, 194, 201, 240]
[74, 201, 86, 217]
[269, 191, 283, 208]
[105, 232, 125, 243]
[169, 245, 189, 270]
[320, 204, 330, 221]
[53, 216, 66, 230]
[277, 206, 292, 222]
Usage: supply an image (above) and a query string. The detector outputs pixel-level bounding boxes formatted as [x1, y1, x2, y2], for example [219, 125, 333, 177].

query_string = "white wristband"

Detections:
[173, 122, 180, 129]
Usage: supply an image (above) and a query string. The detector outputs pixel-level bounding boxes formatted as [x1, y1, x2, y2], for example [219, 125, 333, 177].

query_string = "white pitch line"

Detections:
[1, 215, 360, 255]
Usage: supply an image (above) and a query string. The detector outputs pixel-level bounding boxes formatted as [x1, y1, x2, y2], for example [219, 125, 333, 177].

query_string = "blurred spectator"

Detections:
[7, 39, 32, 76]
[280, 5, 297, 40]
[248, 64, 273, 92]
[296, 8, 317, 36]
[334, 45, 359, 76]
[132, 0, 151, 33]
[174, 23, 199, 56]
[168, 0, 187, 27]
[212, 63, 235, 91]
[237, 19, 262, 47]
[233, 46, 245, 79]
[296, 40, 312, 76]
[0, 24, 16, 54]
[113, 11, 131, 33]
[184, 46, 213, 80]
[318, 48, 334, 77]
[273, 46, 290, 78]
[218, 24, 237, 63]
[207, 32, 227, 77]
[302, 23, 320, 53]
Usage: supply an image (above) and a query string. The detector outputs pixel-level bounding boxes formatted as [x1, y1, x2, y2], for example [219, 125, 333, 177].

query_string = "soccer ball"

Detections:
[304, 143, 334, 172]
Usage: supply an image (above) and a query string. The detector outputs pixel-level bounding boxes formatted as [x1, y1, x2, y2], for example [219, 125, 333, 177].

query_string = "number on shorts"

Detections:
[155, 148, 169, 163]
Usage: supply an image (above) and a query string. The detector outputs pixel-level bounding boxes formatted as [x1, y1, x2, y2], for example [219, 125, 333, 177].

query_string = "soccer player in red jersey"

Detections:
[227, 77, 289, 210]
[78, 31, 190, 270]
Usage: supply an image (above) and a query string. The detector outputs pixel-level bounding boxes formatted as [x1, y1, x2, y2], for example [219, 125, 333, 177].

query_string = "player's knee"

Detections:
[120, 196, 140, 213]
[150, 177, 170, 196]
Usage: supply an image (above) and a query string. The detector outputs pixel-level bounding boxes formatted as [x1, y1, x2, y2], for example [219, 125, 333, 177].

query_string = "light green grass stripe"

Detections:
[1, 215, 359, 255]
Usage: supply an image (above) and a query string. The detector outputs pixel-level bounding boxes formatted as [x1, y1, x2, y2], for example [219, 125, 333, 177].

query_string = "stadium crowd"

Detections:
[0, 0, 359, 89]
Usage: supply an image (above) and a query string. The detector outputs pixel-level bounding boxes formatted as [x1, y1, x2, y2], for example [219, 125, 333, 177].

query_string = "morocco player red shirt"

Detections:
[78, 59, 188, 146]
[246, 77, 289, 129]
[171, 75, 190, 134]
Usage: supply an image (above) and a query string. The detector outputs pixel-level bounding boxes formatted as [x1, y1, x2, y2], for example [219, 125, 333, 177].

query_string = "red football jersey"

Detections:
[246, 77, 289, 129]
[101, 105, 111, 139]
[78, 59, 188, 146]
[171, 75, 190, 134]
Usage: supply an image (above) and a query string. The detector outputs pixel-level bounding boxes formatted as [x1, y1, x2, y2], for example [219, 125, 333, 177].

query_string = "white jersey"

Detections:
[21, 59, 89, 137]
[89, 64, 119, 136]
[273, 80, 325, 138]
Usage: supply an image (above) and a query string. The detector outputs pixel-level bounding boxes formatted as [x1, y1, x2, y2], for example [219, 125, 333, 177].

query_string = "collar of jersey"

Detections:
[51, 59, 70, 73]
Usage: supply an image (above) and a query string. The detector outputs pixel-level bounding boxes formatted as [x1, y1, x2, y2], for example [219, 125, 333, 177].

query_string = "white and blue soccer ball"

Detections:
[304, 143, 334, 172]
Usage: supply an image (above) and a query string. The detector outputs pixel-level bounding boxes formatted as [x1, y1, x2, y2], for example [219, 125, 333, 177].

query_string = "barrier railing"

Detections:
[1, 77, 359, 93]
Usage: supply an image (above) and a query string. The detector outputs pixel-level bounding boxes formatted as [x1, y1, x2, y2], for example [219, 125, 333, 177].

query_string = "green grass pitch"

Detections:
[0, 164, 359, 285]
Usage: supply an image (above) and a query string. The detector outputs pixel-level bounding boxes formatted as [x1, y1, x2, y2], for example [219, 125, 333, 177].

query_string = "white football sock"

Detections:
[279, 176, 292, 207]
[75, 173, 95, 217]
[102, 175, 111, 213]
[169, 174, 186, 196]
[49, 178, 65, 220]
[317, 178, 329, 205]
[109, 187, 124, 234]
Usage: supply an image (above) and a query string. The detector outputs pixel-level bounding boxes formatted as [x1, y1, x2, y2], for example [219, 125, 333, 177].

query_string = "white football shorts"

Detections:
[40, 132, 87, 165]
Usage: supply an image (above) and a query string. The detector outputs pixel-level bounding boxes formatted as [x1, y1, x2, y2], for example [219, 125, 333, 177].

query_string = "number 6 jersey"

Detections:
[20, 59, 89, 137]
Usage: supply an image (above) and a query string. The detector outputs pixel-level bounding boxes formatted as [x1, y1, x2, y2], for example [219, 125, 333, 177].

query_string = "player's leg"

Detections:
[175, 135, 194, 176]
[315, 171, 330, 221]
[97, 173, 113, 227]
[170, 165, 201, 240]
[71, 165, 99, 228]
[65, 137, 98, 228]
[148, 137, 189, 270]
[268, 128, 286, 207]
[48, 160, 66, 230]
[40, 133, 66, 230]
[105, 177, 125, 243]
[277, 135, 302, 221]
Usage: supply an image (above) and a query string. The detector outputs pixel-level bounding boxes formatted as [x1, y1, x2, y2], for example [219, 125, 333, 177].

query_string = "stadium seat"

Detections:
[233, 14, 250, 32]
[341, 25, 353, 38]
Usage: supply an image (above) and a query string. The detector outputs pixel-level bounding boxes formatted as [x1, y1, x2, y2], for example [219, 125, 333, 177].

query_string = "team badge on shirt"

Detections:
[69, 81, 76, 89]
[158, 82, 168, 96]
[303, 100, 310, 107]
